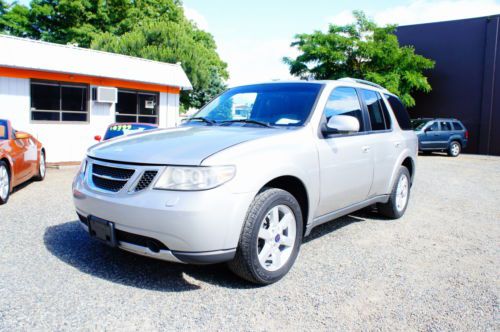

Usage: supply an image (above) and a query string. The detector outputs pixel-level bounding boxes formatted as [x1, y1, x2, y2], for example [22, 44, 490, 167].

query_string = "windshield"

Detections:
[104, 123, 157, 140]
[411, 119, 429, 131]
[0, 120, 7, 140]
[188, 83, 323, 128]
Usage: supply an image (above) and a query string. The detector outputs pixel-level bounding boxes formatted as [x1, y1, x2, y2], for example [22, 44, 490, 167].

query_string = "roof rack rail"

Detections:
[338, 77, 387, 90]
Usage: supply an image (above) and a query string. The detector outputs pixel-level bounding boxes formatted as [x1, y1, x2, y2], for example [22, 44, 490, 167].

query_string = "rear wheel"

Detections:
[0, 161, 10, 205]
[447, 141, 461, 157]
[228, 188, 303, 285]
[378, 166, 411, 219]
[34, 150, 46, 181]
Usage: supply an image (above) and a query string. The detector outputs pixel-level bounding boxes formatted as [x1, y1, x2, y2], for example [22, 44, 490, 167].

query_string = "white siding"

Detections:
[159, 92, 180, 128]
[0, 77, 181, 163]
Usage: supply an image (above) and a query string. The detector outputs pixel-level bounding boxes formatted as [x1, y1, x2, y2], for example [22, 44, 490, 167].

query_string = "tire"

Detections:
[0, 161, 10, 205]
[228, 188, 303, 285]
[447, 141, 461, 157]
[378, 166, 411, 219]
[33, 150, 46, 181]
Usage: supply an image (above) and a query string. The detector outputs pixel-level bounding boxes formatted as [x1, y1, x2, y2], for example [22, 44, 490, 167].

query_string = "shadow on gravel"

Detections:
[44, 221, 254, 292]
[304, 208, 390, 244]
[44, 210, 388, 291]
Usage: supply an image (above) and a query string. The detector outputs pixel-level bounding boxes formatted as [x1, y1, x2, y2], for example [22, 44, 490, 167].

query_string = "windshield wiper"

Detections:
[186, 117, 216, 125]
[220, 119, 272, 128]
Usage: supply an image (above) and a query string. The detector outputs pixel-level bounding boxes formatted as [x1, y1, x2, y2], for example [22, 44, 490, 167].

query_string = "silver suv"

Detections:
[73, 79, 417, 284]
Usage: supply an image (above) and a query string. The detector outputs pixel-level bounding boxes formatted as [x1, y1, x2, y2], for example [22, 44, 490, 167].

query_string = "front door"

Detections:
[420, 121, 441, 149]
[315, 87, 373, 216]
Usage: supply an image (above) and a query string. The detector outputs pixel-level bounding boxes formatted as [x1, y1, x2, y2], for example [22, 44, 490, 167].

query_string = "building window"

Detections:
[116, 90, 158, 124]
[30, 81, 88, 122]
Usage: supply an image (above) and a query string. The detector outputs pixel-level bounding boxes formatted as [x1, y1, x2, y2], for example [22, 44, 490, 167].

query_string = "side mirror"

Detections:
[94, 135, 102, 142]
[323, 115, 360, 135]
[15, 132, 30, 140]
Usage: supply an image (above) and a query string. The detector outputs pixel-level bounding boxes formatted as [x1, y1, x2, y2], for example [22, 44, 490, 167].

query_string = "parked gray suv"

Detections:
[73, 79, 418, 284]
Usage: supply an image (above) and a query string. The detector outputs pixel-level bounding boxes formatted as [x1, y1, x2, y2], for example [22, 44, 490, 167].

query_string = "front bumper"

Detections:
[72, 160, 254, 264]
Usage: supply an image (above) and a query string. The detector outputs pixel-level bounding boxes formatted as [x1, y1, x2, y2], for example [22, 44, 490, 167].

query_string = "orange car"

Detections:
[0, 119, 46, 205]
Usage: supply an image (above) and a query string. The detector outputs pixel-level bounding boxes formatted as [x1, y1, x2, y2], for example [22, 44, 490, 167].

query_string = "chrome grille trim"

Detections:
[85, 158, 163, 195]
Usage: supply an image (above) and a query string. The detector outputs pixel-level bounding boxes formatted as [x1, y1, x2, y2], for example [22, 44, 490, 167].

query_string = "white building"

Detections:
[0, 35, 192, 163]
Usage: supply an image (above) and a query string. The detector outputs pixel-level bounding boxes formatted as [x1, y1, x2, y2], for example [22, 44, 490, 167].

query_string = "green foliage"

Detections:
[0, 0, 228, 109]
[283, 11, 435, 107]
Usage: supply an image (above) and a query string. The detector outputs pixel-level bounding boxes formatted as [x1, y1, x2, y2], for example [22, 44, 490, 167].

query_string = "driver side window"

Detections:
[427, 122, 439, 131]
[323, 87, 364, 132]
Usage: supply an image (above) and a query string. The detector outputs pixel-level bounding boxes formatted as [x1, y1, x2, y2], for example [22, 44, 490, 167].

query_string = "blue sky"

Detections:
[16, 0, 500, 86]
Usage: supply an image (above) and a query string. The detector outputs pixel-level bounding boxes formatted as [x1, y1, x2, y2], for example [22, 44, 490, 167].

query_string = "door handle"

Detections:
[361, 146, 371, 153]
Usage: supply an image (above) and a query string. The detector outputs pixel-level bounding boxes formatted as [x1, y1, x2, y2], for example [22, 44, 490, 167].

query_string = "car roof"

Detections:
[231, 78, 391, 94]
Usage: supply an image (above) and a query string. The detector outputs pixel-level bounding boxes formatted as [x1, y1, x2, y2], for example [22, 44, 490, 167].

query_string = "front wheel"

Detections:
[228, 188, 303, 285]
[378, 166, 411, 219]
[0, 161, 10, 205]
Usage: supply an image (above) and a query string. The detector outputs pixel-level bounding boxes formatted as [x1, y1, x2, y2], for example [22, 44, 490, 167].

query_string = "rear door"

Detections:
[360, 89, 398, 197]
[437, 121, 453, 148]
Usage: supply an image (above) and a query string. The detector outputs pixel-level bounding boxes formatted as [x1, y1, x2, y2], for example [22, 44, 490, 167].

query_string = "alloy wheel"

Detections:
[395, 174, 409, 212]
[257, 204, 297, 271]
[39, 152, 46, 178]
[0, 165, 9, 201]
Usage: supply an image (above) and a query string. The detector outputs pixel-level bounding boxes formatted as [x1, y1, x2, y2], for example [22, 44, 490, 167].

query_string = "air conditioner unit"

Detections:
[92, 87, 118, 104]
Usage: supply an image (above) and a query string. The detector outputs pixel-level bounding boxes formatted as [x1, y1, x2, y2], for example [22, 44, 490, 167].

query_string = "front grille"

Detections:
[91, 163, 135, 192]
[92, 175, 128, 192]
[92, 164, 135, 180]
[134, 171, 158, 191]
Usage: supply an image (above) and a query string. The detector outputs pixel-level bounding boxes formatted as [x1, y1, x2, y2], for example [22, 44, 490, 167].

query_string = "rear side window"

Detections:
[452, 122, 463, 130]
[362, 89, 390, 131]
[385, 94, 412, 130]
[440, 121, 452, 131]
[324, 87, 365, 132]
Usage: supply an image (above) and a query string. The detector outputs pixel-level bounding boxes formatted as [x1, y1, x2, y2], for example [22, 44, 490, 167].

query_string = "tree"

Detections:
[283, 11, 434, 107]
[0, 0, 228, 109]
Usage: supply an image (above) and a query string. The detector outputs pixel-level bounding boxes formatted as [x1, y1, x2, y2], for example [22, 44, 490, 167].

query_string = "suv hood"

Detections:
[88, 126, 285, 165]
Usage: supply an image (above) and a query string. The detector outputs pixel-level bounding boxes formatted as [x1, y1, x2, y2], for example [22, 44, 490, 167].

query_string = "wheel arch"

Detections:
[401, 156, 415, 183]
[260, 175, 310, 235]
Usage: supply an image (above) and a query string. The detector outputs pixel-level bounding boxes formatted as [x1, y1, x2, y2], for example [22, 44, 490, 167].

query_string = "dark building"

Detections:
[396, 15, 500, 156]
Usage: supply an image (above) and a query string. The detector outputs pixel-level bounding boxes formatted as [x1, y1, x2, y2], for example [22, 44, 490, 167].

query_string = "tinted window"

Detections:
[385, 94, 411, 130]
[116, 90, 158, 124]
[31, 81, 88, 122]
[440, 121, 452, 131]
[61, 86, 87, 111]
[427, 122, 439, 131]
[362, 89, 390, 131]
[452, 122, 463, 130]
[193, 83, 322, 127]
[324, 87, 364, 131]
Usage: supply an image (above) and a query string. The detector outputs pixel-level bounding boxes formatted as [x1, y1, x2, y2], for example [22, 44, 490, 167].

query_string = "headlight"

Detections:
[79, 158, 88, 176]
[154, 166, 236, 191]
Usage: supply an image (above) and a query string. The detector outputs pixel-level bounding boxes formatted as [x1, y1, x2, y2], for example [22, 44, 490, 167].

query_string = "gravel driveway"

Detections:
[0, 154, 498, 331]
